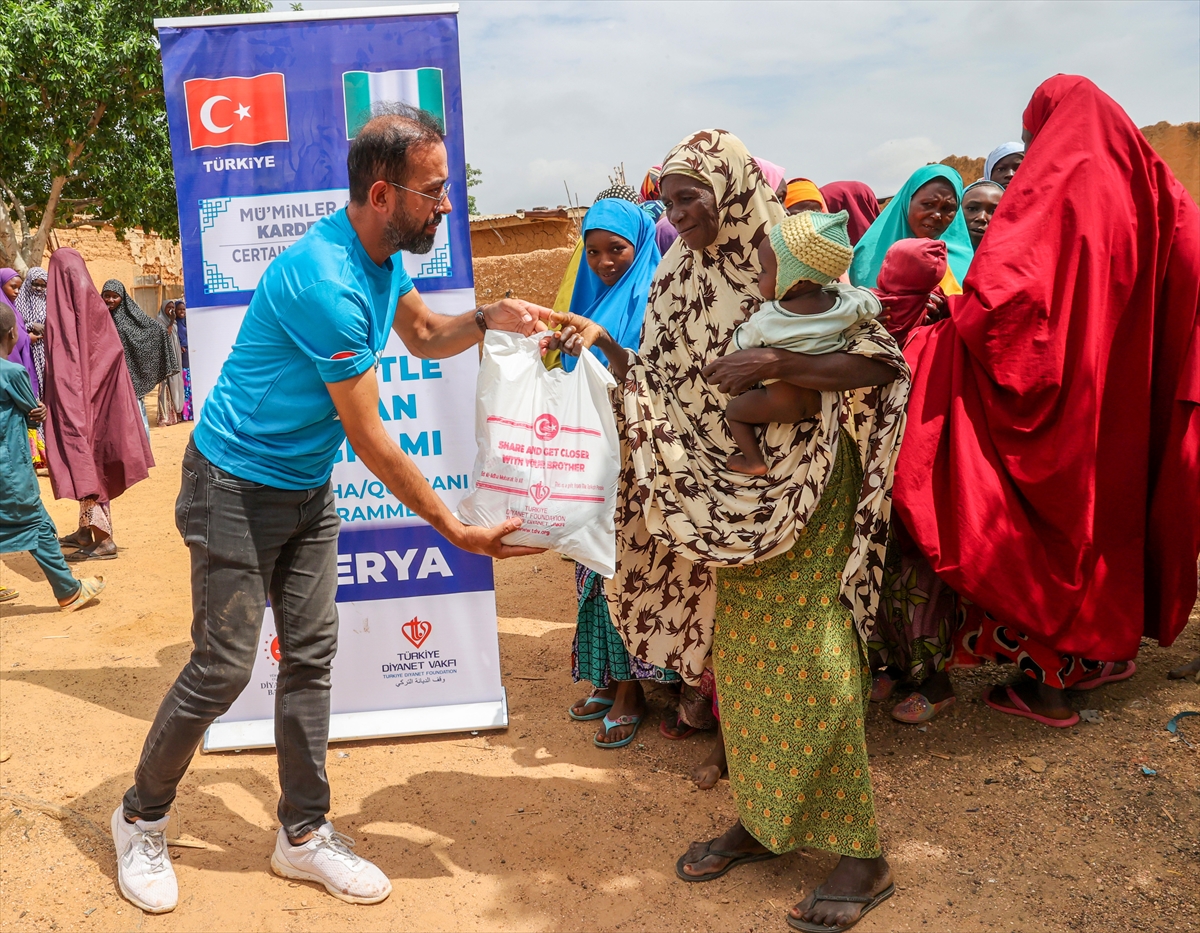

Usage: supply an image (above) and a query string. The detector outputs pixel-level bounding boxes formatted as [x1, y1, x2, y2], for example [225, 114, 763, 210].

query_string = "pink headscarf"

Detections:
[753, 158, 786, 193]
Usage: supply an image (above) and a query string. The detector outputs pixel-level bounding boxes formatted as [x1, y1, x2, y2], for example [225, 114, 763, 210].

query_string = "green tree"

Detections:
[0, 0, 269, 273]
[466, 162, 482, 215]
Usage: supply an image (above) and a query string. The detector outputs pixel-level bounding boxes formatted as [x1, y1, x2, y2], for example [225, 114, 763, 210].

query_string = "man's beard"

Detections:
[383, 200, 440, 255]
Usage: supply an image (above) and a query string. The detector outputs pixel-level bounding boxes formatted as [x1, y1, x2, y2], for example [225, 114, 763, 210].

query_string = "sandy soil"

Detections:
[1, 420, 1197, 933]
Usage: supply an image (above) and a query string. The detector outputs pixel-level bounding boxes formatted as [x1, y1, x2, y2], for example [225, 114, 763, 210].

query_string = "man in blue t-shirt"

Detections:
[113, 107, 551, 914]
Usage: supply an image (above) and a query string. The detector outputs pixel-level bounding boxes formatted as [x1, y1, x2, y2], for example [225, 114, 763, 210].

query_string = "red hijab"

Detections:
[819, 181, 880, 245]
[43, 249, 153, 501]
[872, 238, 947, 345]
[894, 75, 1200, 659]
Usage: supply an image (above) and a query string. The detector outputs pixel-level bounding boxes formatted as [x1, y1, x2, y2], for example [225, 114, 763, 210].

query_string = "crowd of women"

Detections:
[1, 71, 1196, 932]
[540, 75, 1199, 932]
[1, 250, 190, 600]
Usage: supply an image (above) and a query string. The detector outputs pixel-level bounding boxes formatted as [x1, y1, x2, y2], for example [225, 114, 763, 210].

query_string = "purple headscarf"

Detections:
[1, 268, 38, 397]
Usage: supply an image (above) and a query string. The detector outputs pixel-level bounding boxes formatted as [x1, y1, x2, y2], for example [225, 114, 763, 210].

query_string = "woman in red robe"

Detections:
[891, 75, 1200, 727]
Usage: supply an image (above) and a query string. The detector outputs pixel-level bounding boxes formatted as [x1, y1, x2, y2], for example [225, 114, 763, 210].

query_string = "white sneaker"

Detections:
[110, 806, 178, 913]
[271, 822, 391, 905]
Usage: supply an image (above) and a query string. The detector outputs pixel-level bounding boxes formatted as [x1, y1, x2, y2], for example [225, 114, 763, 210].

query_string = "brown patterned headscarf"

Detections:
[606, 129, 910, 683]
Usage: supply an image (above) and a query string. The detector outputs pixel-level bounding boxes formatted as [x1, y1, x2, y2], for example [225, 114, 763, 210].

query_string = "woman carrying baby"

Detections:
[546, 129, 910, 933]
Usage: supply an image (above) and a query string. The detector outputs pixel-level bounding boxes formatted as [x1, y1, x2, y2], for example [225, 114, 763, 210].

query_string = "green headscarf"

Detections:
[848, 164, 974, 289]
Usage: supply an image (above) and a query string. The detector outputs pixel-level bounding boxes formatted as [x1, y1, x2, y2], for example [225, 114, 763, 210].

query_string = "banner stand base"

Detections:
[201, 690, 508, 752]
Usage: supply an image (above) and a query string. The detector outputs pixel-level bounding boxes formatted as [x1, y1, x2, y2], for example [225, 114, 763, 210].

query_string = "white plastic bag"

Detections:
[457, 331, 619, 576]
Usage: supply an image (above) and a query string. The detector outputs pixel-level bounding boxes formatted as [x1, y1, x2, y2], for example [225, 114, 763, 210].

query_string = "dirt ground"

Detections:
[1, 419, 1197, 933]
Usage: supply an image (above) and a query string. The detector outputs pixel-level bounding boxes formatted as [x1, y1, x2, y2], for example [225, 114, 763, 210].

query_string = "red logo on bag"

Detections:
[402, 617, 432, 649]
[184, 73, 289, 149]
[533, 413, 559, 440]
[529, 481, 551, 504]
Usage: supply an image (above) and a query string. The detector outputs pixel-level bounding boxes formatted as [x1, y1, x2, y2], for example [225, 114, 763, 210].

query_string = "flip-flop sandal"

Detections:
[61, 576, 105, 613]
[57, 529, 93, 549]
[786, 882, 896, 932]
[659, 716, 699, 740]
[891, 692, 956, 724]
[593, 711, 643, 749]
[0, 587, 18, 603]
[568, 694, 614, 721]
[1070, 660, 1137, 691]
[674, 839, 780, 882]
[66, 543, 117, 562]
[983, 684, 1079, 728]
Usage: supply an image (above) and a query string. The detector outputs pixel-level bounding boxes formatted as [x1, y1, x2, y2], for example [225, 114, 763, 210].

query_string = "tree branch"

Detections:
[61, 216, 115, 229]
[66, 102, 108, 166]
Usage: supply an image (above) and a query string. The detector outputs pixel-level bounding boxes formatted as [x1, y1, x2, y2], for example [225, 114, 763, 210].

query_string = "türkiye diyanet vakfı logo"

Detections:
[380, 618, 458, 688]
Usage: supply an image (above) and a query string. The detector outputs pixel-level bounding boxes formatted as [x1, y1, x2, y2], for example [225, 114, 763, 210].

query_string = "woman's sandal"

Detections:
[1070, 660, 1137, 691]
[891, 692, 956, 724]
[674, 838, 779, 882]
[786, 882, 896, 932]
[66, 542, 117, 562]
[568, 694, 614, 721]
[983, 684, 1079, 728]
[593, 712, 642, 749]
[0, 587, 18, 603]
[659, 715, 699, 740]
[61, 576, 105, 613]
[57, 528, 93, 550]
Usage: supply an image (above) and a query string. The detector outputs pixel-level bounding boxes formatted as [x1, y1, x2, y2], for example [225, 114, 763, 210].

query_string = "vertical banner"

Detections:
[154, 4, 506, 750]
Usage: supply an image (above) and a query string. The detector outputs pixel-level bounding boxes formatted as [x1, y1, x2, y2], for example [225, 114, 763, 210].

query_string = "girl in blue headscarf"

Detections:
[563, 196, 670, 749]
[849, 164, 974, 295]
[561, 198, 661, 373]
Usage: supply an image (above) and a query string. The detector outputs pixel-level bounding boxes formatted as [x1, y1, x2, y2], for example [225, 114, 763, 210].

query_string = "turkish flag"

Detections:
[183, 73, 289, 150]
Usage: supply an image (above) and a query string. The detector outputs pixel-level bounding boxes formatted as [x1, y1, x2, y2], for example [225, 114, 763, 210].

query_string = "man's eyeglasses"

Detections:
[388, 180, 452, 206]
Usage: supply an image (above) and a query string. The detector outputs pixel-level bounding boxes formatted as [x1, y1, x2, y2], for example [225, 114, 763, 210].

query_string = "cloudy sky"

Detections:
[275, 1, 1199, 213]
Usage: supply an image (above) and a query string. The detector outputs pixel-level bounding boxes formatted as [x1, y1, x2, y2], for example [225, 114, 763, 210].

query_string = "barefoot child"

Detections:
[725, 210, 879, 475]
[0, 303, 105, 612]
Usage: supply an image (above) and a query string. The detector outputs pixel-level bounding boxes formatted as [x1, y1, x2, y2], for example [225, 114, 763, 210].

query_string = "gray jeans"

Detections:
[122, 439, 340, 837]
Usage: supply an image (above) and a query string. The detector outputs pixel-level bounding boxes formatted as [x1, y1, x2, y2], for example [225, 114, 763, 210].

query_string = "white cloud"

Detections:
[274, 0, 1199, 212]
[849, 138, 949, 194]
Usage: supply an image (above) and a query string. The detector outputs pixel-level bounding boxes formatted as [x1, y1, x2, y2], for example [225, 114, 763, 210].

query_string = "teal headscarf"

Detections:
[848, 164, 974, 289]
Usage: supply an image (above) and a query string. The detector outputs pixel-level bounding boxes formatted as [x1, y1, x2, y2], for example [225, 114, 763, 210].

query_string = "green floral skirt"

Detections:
[713, 435, 881, 858]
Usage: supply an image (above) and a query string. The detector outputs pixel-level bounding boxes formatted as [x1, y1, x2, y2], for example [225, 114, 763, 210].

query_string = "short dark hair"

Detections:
[0, 303, 14, 335]
[347, 103, 445, 205]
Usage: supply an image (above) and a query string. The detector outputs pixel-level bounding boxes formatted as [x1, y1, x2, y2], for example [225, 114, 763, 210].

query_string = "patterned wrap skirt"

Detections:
[574, 564, 680, 688]
[714, 435, 881, 858]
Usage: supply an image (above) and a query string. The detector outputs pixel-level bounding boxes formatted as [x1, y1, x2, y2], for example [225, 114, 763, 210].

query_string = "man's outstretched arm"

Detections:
[327, 368, 543, 559]
[392, 289, 552, 359]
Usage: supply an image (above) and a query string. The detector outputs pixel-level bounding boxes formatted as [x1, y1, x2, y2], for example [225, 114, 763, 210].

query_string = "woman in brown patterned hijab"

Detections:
[550, 129, 910, 932]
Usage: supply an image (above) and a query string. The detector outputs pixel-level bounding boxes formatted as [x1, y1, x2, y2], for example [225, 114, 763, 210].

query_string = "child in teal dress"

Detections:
[0, 303, 105, 610]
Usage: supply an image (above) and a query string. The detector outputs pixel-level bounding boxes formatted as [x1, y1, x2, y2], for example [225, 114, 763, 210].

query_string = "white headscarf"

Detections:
[984, 141, 1024, 184]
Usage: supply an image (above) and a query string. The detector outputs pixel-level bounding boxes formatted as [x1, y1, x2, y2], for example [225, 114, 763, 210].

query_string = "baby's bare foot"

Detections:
[727, 454, 768, 476]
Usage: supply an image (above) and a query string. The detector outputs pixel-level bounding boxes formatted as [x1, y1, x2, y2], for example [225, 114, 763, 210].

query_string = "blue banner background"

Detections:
[158, 12, 473, 307]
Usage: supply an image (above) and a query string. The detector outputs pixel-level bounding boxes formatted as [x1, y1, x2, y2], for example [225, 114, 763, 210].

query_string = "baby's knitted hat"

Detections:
[768, 209, 853, 294]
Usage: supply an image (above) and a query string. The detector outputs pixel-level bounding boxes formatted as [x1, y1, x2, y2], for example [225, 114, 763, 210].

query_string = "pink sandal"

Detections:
[983, 684, 1079, 728]
[1071, 660, 1136, 691]
[891, 691, 956, 724]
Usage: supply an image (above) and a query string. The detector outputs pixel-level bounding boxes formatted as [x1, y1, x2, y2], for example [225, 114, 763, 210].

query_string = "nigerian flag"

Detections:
[343, 68, 445, 139]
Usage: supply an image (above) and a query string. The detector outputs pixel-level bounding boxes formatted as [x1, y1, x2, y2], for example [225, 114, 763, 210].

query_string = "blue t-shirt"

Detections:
[194, 209, 414, 489]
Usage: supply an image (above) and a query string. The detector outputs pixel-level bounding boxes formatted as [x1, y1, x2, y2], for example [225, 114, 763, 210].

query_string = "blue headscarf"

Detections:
[564, 198, 661, 372]
[848, 164, 974, 290]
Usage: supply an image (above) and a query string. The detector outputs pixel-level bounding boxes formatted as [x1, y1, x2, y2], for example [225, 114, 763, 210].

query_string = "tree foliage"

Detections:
[466, 162, 482, 215]
[0, 0, 269, 272]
